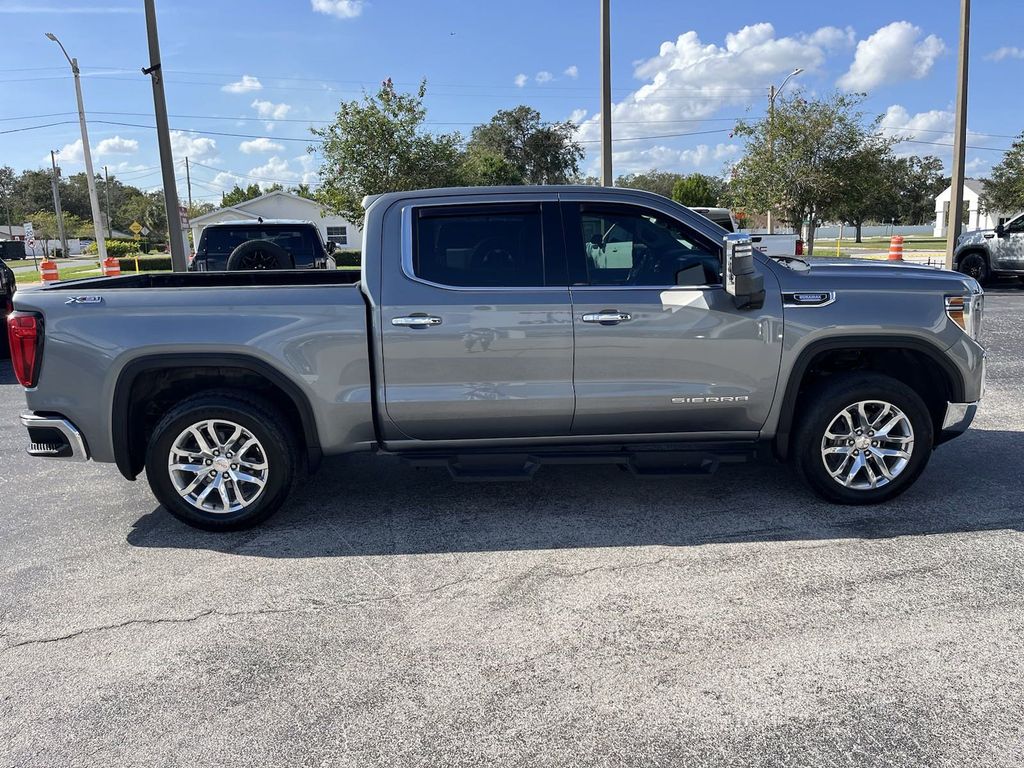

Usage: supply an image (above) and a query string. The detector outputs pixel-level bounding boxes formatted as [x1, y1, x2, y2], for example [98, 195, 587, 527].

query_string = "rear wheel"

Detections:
[793, 373, 934, 505]
[956, 251, 990, 285]
[145, 391, 298, 530]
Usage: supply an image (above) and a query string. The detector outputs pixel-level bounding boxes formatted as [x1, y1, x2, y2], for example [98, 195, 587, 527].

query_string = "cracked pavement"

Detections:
[1, 289, 1024, 767]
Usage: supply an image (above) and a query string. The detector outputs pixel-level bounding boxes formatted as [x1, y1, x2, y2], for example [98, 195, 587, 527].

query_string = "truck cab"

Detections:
[954, 211, 1024, 284]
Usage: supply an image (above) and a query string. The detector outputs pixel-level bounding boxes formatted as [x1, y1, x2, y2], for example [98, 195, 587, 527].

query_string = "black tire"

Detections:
[956, 251, 990, 285]
[792, 372, 934, 505]
[226, 239, 294, 271]
[145, 390, 298, 531]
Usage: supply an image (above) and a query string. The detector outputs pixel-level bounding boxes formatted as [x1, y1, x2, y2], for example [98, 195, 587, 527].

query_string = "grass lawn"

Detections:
[15, 265, 104, 284]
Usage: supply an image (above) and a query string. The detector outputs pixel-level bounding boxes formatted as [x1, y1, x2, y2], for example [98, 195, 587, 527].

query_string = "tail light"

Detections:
[795, 239, 804, 256]
[7, 311, 43, 388]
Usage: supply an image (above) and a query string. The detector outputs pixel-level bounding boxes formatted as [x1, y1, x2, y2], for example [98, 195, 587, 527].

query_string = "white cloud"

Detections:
[295, 154, 319, 184]
[575, 22, 835, 150]
[837, 21, 945, 92]
[52, 139, 85, 164]
[535, 70, 554, 84]
[564, 65, 579, 79]
[805, 26, 855, 50]
[988, 46, 1024, 62]
[310, 0, 363, 18]
[248, 156, 299, 189]
[239, 137, 285, 154]
[610, 142, 741, 175]
[221, 75, 263, 94]
[169, 130, 218, 162]
[879, 104, 992, 168]
[513, 73, 528, 88]
[569, 108, 588, 124]
[251, 99, 292, 121]
[96, 135, 138, 155]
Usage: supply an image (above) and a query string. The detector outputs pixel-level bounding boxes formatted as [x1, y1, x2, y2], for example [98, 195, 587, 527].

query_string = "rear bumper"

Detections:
[935, 401, 978, 446]
[20, 413, 90, 461]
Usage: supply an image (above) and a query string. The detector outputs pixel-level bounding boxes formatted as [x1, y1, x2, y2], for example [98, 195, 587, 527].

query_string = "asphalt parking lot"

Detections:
[2, 287, 1023, 767]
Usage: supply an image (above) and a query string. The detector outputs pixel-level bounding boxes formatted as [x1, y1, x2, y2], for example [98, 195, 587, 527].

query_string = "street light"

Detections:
[45, 32, 108, 261]
[766, 67, 804, 235]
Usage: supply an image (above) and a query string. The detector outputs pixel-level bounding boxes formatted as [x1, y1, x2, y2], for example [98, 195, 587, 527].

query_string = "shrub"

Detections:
[84, 239, 144, 257]
[334, 250, 361, 268]
[116, 256, 172, 272]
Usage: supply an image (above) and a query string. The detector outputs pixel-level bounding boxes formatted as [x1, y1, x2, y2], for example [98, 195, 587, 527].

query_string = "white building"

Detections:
[189, 190, 361, 252]
[934, 179, 1017, 237]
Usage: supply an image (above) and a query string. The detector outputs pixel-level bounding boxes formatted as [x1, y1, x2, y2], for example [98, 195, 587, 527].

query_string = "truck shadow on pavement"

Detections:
[127, 427, 1024, 557]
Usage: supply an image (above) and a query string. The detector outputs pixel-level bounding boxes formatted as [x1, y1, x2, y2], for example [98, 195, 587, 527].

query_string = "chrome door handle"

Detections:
[391, 315, 442, 327]
[581, 312, 632, 324]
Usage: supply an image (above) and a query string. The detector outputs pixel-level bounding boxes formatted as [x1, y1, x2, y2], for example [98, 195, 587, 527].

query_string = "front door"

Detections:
[379, 199, 574, 441]
[992, 214, 1024, 271]
[563, 200, 783, 436]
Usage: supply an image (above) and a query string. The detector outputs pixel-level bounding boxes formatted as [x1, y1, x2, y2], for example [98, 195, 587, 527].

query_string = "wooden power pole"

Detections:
[945, 0, 971, 270]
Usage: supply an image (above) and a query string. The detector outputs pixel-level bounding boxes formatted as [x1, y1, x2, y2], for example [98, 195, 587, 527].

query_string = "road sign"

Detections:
[23, 222, 35, 248]
[178, 205, 189, 229]
[141, 227, 150, 236]
[129, 221, 143, 235]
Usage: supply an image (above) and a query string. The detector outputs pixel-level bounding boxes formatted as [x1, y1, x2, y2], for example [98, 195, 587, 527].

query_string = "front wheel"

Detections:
[145, 391, 298, 530]
[956, 251, 990, 285]
[792, 373, 934, 505]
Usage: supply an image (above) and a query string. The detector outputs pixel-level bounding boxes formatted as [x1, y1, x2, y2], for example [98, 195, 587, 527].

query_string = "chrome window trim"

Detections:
[399, 203, 565, 293]
[570, 284, 725, 292]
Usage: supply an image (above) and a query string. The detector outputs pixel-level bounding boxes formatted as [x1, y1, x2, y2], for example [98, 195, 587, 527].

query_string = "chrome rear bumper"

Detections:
[21, 413, 90, 461]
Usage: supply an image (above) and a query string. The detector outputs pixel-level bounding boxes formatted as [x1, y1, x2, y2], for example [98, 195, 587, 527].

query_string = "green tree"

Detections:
[731, 92, 883, 254]
[671, 173, 724, 207]
[117, 190, 168, 238]
[290, 183, 316, 200]
[221, 183, 264, 206]
[0, 166, 15, 235]
[615, 170, 685, 199]
[312, 79, 464, 220]
[832, 141, 899, 242]
[463, 106, 583, 186]
[981, 132, 1024, 215]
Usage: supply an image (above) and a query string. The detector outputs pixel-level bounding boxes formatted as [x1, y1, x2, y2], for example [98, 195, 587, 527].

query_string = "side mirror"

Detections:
[995, 224, 1006, 238]
[325, 240, 337, 254]
[723, 233, 765, 310]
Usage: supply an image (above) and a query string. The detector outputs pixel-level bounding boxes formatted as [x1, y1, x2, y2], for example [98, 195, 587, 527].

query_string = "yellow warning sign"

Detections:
[129, 221, 143, 235]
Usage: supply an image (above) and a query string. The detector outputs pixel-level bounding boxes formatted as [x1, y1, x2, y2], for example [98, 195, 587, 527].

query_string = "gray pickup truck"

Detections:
[8, 186, 986, 530]
[954, 211, 1024, 284]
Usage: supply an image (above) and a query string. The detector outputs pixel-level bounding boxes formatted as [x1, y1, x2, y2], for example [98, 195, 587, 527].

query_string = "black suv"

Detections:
[1, 257, 16, 357]
[190, 219, 337, 272]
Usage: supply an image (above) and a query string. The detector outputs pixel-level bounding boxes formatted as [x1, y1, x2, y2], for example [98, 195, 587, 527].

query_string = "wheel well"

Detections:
[115, 362, 321, 479]
[775, 346, 958, 460]
[954, 247, 988, 269]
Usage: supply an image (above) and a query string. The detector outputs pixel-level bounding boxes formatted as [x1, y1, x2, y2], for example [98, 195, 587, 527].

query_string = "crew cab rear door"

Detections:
[562, 198, 783, 436]
[378, 197, 574, 441]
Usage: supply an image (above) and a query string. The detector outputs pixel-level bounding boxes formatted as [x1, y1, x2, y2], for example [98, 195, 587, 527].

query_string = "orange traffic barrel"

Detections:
[40, 259, 59, 282]
[102, 257, 121, 277]
[888, 235, 904, 261]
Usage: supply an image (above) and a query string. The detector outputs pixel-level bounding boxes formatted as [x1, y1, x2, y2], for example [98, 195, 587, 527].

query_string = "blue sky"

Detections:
[1, 0, 1022, 205]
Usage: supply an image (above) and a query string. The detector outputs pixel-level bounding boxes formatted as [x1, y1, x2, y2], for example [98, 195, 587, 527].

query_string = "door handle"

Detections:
[581, 312, 632, 324]
[391, 315, 443, 327]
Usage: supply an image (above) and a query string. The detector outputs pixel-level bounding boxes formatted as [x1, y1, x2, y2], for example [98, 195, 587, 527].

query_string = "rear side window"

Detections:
[413, 205, 546, 287]
[202, 227, 314, 256]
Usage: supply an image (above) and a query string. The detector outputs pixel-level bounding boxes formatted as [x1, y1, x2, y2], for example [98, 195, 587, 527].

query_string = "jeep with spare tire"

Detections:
[189, 219, 337, 272]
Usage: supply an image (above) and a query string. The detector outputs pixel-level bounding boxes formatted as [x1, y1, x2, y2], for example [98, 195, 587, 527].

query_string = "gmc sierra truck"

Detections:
[8, 186, 986, 530]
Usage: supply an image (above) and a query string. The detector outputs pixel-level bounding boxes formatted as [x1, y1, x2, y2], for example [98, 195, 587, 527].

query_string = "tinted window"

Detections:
[202, 226, 314, 256]
[1005, 215, 1024, 234]
[579, 206, 722, 287]
[414, 206, 545, 287]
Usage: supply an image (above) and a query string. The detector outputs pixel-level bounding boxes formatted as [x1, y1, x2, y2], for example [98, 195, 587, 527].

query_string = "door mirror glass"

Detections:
[325, 240, 337, 254]
[723, 233, 765, 310]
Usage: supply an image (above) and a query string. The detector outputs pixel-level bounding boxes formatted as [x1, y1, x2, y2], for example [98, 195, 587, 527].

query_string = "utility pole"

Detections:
[185, 156, 193, 212]
[45, 33, 107, 261]
[946, 0, 971, 271]
[103, 165, 112, 239]
[599, 0, 612, 187]
[142, 0, 188, 272]
[49, 150, 70, 259]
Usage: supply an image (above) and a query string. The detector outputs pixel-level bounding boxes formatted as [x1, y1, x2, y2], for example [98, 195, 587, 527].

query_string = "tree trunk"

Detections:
[805, 217, 817, 256]
[855, 221, 863, 243]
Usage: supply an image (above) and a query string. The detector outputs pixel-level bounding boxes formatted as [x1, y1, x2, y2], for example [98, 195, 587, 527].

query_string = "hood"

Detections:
[780, 257, 981, 294]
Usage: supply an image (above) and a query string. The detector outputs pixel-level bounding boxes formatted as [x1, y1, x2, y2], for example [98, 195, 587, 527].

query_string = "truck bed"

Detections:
[42, 269, 362, 291]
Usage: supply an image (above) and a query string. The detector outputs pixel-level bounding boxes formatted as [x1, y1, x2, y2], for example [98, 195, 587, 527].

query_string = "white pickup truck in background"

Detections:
[691, 207, 803, 258]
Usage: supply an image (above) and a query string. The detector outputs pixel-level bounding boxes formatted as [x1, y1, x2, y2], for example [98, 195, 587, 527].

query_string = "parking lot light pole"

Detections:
[767, 68, 803, 235]
[45, 33, 107, 261]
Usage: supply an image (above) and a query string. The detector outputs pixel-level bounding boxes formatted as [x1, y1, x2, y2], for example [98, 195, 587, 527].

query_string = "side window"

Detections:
[1005, 216, 1024, 234]
[326, 226, 348, 245]
[413, 205, 545, 287]
[579, 205, 722, 287]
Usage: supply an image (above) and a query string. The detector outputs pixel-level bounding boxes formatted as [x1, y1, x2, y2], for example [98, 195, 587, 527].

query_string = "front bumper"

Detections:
[935, 401, 978, 446]
[21, 413, 90, 461]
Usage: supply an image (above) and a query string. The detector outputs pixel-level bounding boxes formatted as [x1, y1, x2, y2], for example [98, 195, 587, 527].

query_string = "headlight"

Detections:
[946, 293, 984, 341]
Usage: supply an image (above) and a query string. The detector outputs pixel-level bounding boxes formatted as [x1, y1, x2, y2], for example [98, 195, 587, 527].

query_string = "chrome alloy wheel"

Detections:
[167, 419, 269, 514]
[820, 400, 915, 490]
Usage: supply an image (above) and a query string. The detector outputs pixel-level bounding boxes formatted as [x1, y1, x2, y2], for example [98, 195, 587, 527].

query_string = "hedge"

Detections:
[116, 256, 172, 272]
[85, 239, 145, 257]
[334, 250, 361, 268]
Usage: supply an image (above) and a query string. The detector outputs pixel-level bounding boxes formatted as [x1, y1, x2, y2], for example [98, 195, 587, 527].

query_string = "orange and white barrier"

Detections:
[101, 257, 121, 277]
[888, 235, 904, 261]
[40, 259, 59, 282]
